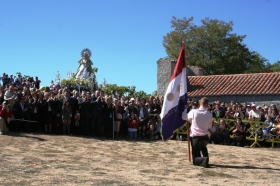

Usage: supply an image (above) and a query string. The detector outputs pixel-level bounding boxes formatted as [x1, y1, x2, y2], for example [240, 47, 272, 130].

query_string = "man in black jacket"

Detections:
[79, 92, 92, 136]
[90, 90, 105, 137]
[13, 96, 31, 132]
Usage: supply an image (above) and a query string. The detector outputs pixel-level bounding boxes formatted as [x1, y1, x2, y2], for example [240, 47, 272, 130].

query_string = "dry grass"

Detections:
[0, 132, 279, 186]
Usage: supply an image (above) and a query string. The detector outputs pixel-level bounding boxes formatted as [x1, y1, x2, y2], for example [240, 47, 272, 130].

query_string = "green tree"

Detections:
[163, 17, 270, 75]
[245, 52, 270, 73]
[152, 90, 157, 97]
[266, 60, 280, 72]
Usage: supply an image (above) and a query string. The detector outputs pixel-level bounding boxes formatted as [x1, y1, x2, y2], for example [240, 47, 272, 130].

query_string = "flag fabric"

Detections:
[160, 43, 187, 141]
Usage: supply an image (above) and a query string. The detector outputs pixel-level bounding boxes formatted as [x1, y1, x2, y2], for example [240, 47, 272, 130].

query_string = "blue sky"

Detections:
[1, 0, 279, 94]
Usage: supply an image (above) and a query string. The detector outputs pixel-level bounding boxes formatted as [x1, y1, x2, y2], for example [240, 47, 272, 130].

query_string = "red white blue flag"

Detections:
[160, 43, 187, 141]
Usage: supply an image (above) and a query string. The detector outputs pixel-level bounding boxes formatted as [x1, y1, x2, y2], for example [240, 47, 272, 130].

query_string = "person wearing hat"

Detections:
[248, 104, 261, 121]
[128, 98, 138, 115]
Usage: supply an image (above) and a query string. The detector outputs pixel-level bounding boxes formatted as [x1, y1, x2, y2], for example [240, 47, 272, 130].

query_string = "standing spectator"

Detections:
[34, 76, 41, 89]
[120, 100, 129, 138]
[13, 96, 31, 132]
[50, 80, 56, 90]
[29, 92, 40, 132]
[62, 99, 72, 135]
[150, 98, 161, 116]
[8, 74, 14, 85]
[0, 73, 4, 86]
[4, 85, 18, 108]
[0, 102, 12, 134]
[0, 86, 5, 104]
[2, 74, 9, 87]
[128, 98, 138, 115]
[137, 103, 149, 128]
[79, 92, 91, 136]
[41, 93, 53, 133]
[127, 113, 138, 140]
[103, 96, 114, 139]
[90, 90, 105, 137]
[113, 98, 123, 139]
[70, 91, 80, 135]
[16, 74, 22, 85]
[50, 91, 62, 134]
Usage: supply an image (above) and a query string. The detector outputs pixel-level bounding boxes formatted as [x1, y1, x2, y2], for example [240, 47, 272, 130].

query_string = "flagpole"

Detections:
[182, 41, 191, 162]
[187, 122, 191, 162]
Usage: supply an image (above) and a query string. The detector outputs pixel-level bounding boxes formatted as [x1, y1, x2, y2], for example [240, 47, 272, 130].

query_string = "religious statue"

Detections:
[74, 48, 93, 79]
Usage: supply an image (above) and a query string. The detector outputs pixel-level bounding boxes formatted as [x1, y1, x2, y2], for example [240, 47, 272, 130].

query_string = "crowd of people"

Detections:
[204, 100, 280, 147]
[0, 73, 163, 140]
[1, 72, 280, 146]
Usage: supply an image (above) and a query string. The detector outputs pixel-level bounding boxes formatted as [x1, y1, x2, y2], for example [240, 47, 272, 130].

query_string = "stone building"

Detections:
[157, 57, 280, 106]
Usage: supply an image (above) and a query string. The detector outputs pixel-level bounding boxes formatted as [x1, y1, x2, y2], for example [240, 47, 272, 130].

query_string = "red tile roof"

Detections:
[187, 72, 280, 97]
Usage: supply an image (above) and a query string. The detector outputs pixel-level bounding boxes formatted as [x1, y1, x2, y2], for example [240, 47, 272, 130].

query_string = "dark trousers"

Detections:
[120, 119, 128, 138]
[91, 113, 102, 137]
[104, 117, 113, 139]
[191, 135, 209, 167]
[217, 134, 231, 145]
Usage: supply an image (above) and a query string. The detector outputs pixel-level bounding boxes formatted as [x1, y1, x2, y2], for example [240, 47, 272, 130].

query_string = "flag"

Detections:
[160, 43, 187, 141]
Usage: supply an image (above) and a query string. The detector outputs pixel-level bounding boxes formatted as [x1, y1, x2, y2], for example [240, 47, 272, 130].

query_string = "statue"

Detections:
[74, 48, 93, 79]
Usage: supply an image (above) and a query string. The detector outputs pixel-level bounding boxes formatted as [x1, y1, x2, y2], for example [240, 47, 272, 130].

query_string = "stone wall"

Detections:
[157, 58, 176, 97]
[157, 58, 203, 97]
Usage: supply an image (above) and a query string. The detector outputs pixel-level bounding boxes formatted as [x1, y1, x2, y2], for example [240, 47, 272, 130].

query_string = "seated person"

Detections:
[216, 119, 230, 145]
[225, 107, 235, 119]
[208, 120, 219, 144]
[231, 118, 246, 147]
[274, 117, 280, 135]
[248, 104, 261, 121]
[233, 105, 244, 119]
[261, 115, 274, 139]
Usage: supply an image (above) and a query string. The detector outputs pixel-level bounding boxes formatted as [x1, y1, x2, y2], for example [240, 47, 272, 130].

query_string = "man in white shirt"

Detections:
[248, 104, 261, 121]
[182, 97, 212, 168]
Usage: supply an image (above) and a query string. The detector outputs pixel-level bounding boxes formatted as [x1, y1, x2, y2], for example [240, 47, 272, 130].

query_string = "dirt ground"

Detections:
[0, 133, 279, 186]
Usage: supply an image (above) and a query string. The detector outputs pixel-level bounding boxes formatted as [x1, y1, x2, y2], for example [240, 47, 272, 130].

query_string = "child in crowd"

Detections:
[261, 115, 274, 139]
[155, 117, 162, 140]
[127, 113, 138, 139]
[62, 100, 72, 135]
[147, 123, 157, 140]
